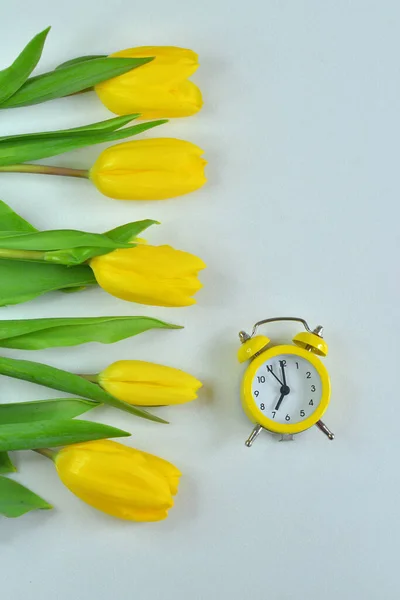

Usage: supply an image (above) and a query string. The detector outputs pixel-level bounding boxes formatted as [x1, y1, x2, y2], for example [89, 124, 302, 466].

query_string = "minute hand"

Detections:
[280, 361, 287, 386]
[274, 361, 290, 411]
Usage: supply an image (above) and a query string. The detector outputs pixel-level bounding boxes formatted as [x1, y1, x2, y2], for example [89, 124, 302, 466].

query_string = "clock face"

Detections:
[251, 354, 322, 425]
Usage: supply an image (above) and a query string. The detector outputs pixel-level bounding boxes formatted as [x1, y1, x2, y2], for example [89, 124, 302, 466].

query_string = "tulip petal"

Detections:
[139, 451, 181, 495]
[95, 46, 202, 118]
[120, 508, 170, 522]
[90, 138, 207, 200]
[90, 244, 206, 307]
[55, 440, 179, 521]
[102, 381, 199, 406]
[97, 81, 203, 120]
[99, 360, 202, 406]
[109, 46, 200, 83]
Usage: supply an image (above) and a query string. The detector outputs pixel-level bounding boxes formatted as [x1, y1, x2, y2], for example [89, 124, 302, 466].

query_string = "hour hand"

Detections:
[275, 392, 285, 411]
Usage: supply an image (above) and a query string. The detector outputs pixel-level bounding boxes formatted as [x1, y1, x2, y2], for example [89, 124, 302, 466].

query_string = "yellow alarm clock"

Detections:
[238, 317, 334, 446]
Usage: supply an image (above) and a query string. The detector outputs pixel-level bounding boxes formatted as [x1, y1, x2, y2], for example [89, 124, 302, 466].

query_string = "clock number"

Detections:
[280, 360, 287, 367]
[300, 410, 305, 417]
[309, 399, 314, 406]
[311, 384, 316, 392]
[257, 375, 266, 383]
[306, 371, 311, 379]
[266, 365, 273, 373]
[272, 411, 276, 418]
[254, 390, 259, 397]
[260, 403, 265, 410]
[296, 362, 299, 369]
[285, 414, 290, 421]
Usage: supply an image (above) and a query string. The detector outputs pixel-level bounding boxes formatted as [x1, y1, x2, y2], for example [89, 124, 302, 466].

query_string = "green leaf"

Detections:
[0, 419, 130, 452]
[0, 27, 50, 104]
[56, 55, 108, 70]
[20, 220, 158, 266]
[0, 224, 159, 266]
[0, 356, 167, 424]
[0, 114, 139, 142]
[44, 246, 112, 266]
[0, 222, 160, 265]
[0, 452, 16, 474]
[0, 398, 96, 423]
[105, 219, 159, 243]
[0, 316, 181, 350]
[0, 199, 37, 233]
[0, 203, 157, 267]
[0, 476, 51, 518]
[0, 116, 167, 166]
[0, 56, 154, 108]
[0, 260, 96, 306]
[0, 229, 131, 251]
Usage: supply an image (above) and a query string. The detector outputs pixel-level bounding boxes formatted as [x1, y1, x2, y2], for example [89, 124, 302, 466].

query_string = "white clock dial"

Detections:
[251, 354, 322, 425]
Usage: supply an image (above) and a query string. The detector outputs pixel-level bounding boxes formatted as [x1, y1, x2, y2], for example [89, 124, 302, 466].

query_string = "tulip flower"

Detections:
[55, 440, 181, 521]
[88, 360, 202, 406]
[0, 138, 207, 202]
[0, 201, 206, 308]
[89, 243, 206, 307]
[90, 138, 207, 200]
[95, 46, 203, 119]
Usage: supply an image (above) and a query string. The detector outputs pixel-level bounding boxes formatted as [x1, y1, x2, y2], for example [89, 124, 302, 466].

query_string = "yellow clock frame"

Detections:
[241, 344, 331, 435]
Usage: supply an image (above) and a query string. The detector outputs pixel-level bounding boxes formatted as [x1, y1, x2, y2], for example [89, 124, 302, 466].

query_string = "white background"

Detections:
[0, 1, 398, 599]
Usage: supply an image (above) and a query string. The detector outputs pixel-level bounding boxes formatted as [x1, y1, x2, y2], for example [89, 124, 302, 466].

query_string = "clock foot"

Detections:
[316, 420, 334, 440]
[245, 424, 263, 447]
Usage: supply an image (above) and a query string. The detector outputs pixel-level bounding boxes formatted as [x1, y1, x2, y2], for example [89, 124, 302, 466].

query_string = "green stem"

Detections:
[0, 164, 89, 179]
[33, 448, 57, 461]
[79, 374, 100, 384]
[0, 248, 46, 261]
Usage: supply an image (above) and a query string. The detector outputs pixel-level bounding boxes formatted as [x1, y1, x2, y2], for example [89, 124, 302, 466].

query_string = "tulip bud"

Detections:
[97, 360, 202, 406]
[89, 138, 207, 200]
[95, 46, 203, 119]
[89, 244, 205, 307]
[55, 440, 181, 521]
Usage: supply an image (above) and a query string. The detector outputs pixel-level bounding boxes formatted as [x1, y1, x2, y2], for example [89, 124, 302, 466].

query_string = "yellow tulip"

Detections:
[89, 138, 207, 200]
[95, 46, 203, 119]
[89, 243, 205, 307]
[55, 440, 181, 521]
[98, 360, 202, 406]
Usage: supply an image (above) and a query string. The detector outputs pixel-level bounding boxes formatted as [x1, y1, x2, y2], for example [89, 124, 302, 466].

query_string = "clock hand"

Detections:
[279, 361, 287, 387]
[267, 367, 283, 386]
[275, 362, 290, 410]
[275, 392, 285, 411]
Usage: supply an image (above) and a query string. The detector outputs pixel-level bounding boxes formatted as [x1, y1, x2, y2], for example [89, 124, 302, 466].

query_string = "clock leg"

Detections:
[245, 424, 263, 447]
[316, 420, 335, 440]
